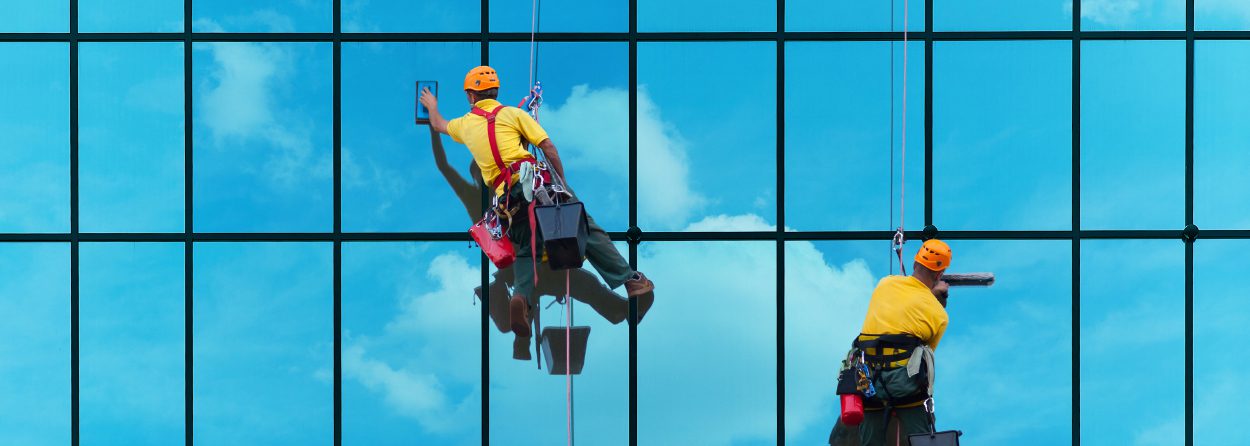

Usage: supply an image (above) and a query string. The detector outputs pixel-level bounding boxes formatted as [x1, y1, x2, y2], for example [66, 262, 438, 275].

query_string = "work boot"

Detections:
[633, 292, 655, 325]
[509, 295, 532, 337]
[513, 334, 532, 361]
[624, 272, 654, 297]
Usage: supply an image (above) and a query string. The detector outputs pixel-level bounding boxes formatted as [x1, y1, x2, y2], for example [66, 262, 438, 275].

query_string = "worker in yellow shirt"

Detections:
[419, 66, 655, 361]
[831, 239, 952, 446]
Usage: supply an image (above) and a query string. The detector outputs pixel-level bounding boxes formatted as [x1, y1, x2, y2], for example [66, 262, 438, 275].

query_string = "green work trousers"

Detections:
[505, 183, 633, 304]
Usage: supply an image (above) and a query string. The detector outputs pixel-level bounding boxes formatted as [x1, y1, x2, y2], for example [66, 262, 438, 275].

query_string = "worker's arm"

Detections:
[932, 280, 950, 308]
[419, 87, 450, 134]
[536, 138, 567, 185]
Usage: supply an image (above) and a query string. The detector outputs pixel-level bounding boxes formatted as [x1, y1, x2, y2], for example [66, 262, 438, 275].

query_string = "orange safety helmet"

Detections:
[914, 239, 952, 272]
[464, 65, 500, 91]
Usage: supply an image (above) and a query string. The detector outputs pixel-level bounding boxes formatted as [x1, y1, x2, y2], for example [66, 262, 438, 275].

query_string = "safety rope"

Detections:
[891, 0, 910, 276]
[565, 270, 573, 446]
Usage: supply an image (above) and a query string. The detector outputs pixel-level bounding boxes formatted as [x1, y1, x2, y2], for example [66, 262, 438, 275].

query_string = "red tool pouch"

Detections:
[470, 216, 515, 269]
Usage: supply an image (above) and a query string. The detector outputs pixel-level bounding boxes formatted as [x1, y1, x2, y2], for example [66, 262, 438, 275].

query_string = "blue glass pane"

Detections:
[1080, 40, 1184, 230]
[341, 42, 480, 232]
[488, 241, 630, 446]
[934, 41, 1072, 231]
[1195, 240, 1250, 444]
[342, 0, 478, 32]
[0, 0, 67, 32]
[1081, 0, 1184, 30]
[938, 241, 1072, 443]
[1196, 0, 1250, 30]
[490, 41, 630, 231]
[1195, 41, 1250, 229]
[0, 243, 70, 444]
[638, 0, 775, 31]
[490, 0, 625, 32]
[342, 242, 481, 446]
[192, 0, 330, 32]
[193, 42, 332, 232]
[787, 0, 926, 31]
[80, 43, 185, 233]
[80, 0, 183, 32]
[0, 43, 69, 233]
[638, 42, 776, 231]
[1080, 240, 1183, 445]
[80, 243, 185, 445]
[193, 243, 332, 444]
[639, 241, 776, 445]
[937, 0, 1071, 31]
[785, 42, 925, 231]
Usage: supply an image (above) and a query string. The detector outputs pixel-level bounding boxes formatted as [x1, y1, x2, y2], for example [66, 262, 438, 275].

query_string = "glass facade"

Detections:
[1, 1, 1246, 445]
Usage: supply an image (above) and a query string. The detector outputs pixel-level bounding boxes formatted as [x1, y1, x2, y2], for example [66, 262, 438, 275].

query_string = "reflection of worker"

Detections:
[424, 125, 645, 333]
[419, 66, 655, 361]
[835, 240, 952, 446]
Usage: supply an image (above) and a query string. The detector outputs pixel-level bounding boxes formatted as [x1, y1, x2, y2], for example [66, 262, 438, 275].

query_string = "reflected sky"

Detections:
[4, 2, 1250, 446]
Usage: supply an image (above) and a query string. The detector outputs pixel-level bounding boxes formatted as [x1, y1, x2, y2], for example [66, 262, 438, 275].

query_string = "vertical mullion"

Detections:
[627, 0, 639, 444]
[183, 0, 194, 443]
[923, 0, 933, 228]
[69, 0, 80, 443]
[480, 2, 491, 445]
[774, 2, 785, 445]
[1184, 1, 1195, 445]
[1071, 1, 1082, 445]
[332, 0, 343, 444]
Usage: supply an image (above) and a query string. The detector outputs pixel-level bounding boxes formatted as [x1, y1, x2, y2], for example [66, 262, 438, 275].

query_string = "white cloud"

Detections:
[196, 20, 330, 188]
[343, 252, 481, 436]
[1070, 0, 1141, 26]
[1198, 0, 1250, 27]
[541, 85, 707, 228]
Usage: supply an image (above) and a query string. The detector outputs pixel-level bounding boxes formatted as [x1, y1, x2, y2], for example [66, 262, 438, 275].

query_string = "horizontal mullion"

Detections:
[5, 30, 1250, 43]
[1, 229, 1248, 243]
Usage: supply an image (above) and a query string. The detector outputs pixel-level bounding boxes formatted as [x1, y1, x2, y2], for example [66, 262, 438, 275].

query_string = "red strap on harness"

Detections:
[471, 105, 542, 287]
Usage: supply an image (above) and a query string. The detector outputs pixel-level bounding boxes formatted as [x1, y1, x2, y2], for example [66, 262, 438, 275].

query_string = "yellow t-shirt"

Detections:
[859, 275, 949, 351]
[446, 99, 551, 196]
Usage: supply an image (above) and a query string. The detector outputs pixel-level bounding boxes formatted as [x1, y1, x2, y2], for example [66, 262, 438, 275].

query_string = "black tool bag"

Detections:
[908, 430, 961, 446]
[534, 200, 588, 270]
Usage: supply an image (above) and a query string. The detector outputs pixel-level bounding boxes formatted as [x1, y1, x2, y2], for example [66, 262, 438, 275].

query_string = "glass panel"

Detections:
[1080, 40, 1184, 230]
[1080, 240, 1183, 445]
[193, 243, 332, 444]
[638, 42, 776, 231]
[489, 241, 631, 445]
[638, 0, 775, 32]
[0, 243, 70, 444]
[341, 42, 481, 232]
[342, 0, 478, 32]
[490, 0, 625, 32]
[787, 0, 925, 32]
[639, 241, 775, 445]
[1196, 0, 1250, 30]
[0, 0, 67, 32]
[937, 241, 1072, 443]
[785, 42, 924, 231]
[80, 243, 185, 444]
[1195, 41, 1250, 229]
[80, 0, 183, 32]
[193, 42, 332, 232]
[489, 41, 630, 231]
[192, 0, 330, 32]
[0, 43, 69, 233]
[342, 242, 482, 445]
[934, 41, 1072, 231]
[80, 43, 185, 233]
[937, 0, 1071, 31]
[1195, 240, 1249, 444]
[1081, 0, 1184, 30]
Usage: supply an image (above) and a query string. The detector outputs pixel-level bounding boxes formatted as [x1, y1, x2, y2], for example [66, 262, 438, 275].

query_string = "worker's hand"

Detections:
[932, 280, 950, 308]
[419, 87, 439, 113]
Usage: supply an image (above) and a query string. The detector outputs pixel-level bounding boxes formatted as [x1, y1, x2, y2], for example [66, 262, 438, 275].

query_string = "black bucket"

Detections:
[908, 430, 962, 446]
[541, 326, 591, 375]
[534, 201, 588, 270]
